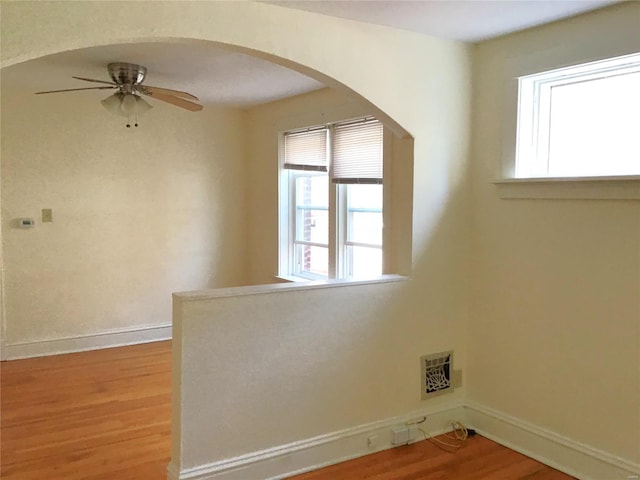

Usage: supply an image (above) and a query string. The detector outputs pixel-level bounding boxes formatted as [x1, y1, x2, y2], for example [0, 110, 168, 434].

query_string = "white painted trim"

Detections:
[175, 274, 408, 302]
[465, 401, 640, 480]
[2, 323, 172, 360]
[167, 462, 181, 480]
[0, 265, 6, 361]
[169, 402, 465, 480]
[492, 176, 640, 200]
[169, 400, 640, 480]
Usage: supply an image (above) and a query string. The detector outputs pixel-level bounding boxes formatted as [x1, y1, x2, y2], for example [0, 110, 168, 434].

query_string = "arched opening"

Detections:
[0, 38, 414, 357]
[1, 35, 416, 479]
[2, 5, 477, 479]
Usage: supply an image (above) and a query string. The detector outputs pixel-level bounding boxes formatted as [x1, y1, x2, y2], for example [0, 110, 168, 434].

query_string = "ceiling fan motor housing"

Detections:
[108, 62, 147, 88]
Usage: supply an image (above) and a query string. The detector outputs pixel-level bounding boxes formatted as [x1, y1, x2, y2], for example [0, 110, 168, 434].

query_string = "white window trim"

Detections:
[515, 53, 640, 179]
[290, 169, 331, 281]
[496, 47, 640, 200]
[337, 183, 383, 279]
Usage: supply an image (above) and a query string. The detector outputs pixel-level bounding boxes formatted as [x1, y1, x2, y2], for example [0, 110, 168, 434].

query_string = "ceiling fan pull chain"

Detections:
[125, 105, 141, 128]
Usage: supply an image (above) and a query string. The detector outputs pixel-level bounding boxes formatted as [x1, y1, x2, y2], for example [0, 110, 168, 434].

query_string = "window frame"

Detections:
[341, 184, 383, 279]
[290, 170, 331, 280]
[494, 48, 640, 200]
[279, 118, 385, 281]
[515, 52, 640, 179]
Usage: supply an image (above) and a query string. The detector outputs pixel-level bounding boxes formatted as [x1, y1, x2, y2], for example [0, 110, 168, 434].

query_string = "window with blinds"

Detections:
[280, 117, 385, 280]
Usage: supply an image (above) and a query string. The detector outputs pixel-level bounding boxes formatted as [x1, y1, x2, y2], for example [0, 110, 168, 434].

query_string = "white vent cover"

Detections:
[421, 350, 453, 399]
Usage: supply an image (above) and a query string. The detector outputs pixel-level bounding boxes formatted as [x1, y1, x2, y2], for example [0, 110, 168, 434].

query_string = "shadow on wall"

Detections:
[170, 176, 472, 475]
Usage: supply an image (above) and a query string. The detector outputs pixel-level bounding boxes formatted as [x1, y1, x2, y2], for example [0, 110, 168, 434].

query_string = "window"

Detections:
[515, 52, 640, 178]
[280, 118, 384, 280]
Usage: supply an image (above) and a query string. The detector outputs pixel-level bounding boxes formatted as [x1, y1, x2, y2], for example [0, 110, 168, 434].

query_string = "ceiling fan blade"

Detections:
[72, 76, 117, 85]
[140, 85, 199, 101]
[142, 91, 203, 112]
[35, 86, 117, 95]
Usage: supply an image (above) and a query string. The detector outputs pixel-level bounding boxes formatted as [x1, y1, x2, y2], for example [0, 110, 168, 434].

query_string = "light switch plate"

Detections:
[42, 208, 53, 223]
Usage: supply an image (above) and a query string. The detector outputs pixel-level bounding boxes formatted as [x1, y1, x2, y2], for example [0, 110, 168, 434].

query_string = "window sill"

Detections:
[493, 175, 640, 200]
[273, 274, 306, 283]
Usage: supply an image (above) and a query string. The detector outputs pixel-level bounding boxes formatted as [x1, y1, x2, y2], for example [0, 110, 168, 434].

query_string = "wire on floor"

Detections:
[417, 420, 469, 453]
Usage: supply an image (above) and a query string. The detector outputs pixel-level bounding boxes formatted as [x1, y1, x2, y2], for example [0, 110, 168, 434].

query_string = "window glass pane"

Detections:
[548, 71, 640, 177]
[296, 209, 328, 244]
[295, 244, 328, 277]
[348, 183, 382, 209]
[296, 174, 328, 207]
[347, 246, 382, 278]
[349, 212, 382, 245]
[295, 174, 328, 244]
[347, 184, 382, 245]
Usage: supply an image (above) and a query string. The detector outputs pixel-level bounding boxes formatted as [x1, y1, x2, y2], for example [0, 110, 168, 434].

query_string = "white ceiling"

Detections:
[1, 1, 620, 108]
[268, 0, 620, 43]
[1, 42, 326, 108]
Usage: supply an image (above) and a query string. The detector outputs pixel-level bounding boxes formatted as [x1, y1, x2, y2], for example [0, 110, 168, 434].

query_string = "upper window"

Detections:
[515, 52, 640, 178]
[280, 118, 384, 280]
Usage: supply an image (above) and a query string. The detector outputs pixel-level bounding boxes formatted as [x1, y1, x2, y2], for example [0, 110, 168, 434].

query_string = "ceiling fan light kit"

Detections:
[100, 92, 153, 127]
[35, 62, 202, 127]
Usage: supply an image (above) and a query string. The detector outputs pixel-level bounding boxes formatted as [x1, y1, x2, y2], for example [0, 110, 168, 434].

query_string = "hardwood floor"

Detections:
[288, 435, 575, 480]
[1, 341, 575, 480]
[1, 341, 172, 480]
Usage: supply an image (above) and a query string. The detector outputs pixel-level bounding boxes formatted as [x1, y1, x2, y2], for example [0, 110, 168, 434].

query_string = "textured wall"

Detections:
[1, 90, 248, 345]
[469, 2, 640, 465]
[1, 1, 472, 477]
[173, 278, 465, 472]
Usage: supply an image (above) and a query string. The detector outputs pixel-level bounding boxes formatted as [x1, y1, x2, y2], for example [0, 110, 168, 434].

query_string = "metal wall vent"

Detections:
[421, 350, 453, 399]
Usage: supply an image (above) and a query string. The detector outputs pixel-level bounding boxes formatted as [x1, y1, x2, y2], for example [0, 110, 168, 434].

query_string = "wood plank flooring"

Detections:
[1, 341, 575, 480]
[288, 435, 575, 480]
[1, 341, 172, 480]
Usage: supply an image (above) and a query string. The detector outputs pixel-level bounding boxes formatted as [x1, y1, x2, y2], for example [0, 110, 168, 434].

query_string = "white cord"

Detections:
[415, 420, 469, 452]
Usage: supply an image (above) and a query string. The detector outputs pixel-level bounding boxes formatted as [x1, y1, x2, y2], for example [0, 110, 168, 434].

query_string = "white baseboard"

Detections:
[168, 399, 640, 480]
[167, 401, 466, 480]
[2, 323, 172, 360]
[465, 400, 640, 480]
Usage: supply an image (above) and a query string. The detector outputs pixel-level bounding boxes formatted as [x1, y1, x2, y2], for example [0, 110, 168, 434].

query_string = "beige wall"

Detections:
[469, 1, 640, 466]
[173, 278, 466, 472]
[0, 1, 473, 291]
[3, 0, 636, 478]
[2, 2, 472, 477]
[245, 88, 414, 284]
[1, 89, 248, 347]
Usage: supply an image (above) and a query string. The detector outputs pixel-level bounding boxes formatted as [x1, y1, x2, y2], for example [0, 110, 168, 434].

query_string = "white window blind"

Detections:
[284, 128, 328, 172]
[331, 118, 383, 184]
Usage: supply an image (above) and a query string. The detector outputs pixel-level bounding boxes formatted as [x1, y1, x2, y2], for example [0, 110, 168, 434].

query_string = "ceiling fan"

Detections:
[35, 62, 203, 127]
